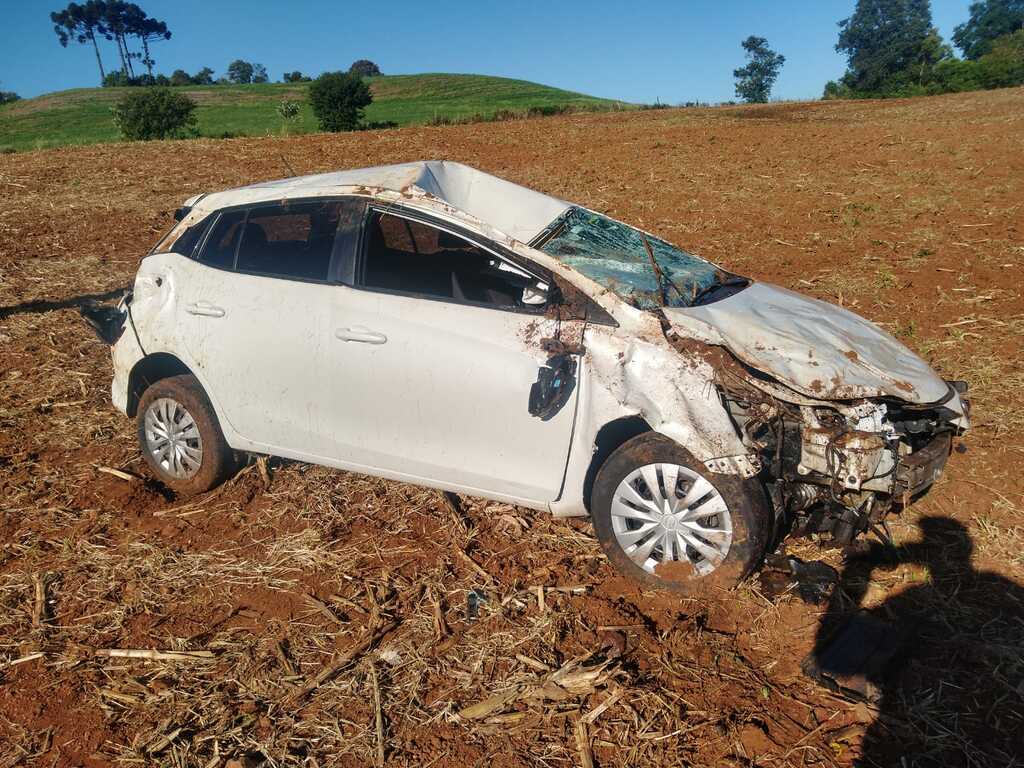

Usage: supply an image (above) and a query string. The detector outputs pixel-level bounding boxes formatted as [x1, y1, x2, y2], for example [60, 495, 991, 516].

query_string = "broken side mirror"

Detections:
[528, 353, 577, 421]
[521, 280, 549, 306]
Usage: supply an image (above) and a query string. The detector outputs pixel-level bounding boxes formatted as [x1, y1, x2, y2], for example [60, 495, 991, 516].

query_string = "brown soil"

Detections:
[1, 88, 1022, 767]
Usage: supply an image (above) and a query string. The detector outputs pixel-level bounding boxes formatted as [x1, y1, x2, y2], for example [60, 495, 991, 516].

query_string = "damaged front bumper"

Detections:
[721, 371, 969, 544]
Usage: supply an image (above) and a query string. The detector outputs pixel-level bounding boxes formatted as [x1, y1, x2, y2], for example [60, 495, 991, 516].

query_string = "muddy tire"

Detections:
[136, 374, 239, 496]
[591, 432, 771, 595]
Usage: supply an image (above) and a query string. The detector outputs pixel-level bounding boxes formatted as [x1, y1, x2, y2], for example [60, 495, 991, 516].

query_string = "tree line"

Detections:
[51, 1, 170, 81]
[826, 0, 1023, 98]
[732, 0, 1022, 104]
[45, 0, 1021, 106]
[48, 1, 385, 89]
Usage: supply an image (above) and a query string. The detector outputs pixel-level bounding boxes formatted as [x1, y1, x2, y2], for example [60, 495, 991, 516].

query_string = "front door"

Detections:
[322, 208, 579, 504]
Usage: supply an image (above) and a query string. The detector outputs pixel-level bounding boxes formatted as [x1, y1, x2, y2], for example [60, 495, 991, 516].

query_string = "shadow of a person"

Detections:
[807, 516, 1024, 767]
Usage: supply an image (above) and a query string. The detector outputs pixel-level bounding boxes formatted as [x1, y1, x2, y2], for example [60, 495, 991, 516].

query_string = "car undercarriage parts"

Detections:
[715, 361, 962, 547]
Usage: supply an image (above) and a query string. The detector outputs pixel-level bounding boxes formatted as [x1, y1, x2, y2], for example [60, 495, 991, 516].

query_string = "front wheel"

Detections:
[591, 432, 771, 594]
[136, 374, 239, 496]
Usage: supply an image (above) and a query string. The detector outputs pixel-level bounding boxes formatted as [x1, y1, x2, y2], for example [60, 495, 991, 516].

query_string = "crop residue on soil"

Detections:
[1, 88, 1023, 767]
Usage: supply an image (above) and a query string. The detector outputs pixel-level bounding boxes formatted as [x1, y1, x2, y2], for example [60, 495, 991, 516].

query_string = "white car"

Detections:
[91, 161, 969, 592]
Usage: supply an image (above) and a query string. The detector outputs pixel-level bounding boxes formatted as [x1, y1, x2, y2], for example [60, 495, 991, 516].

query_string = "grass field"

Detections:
[0, 73, 627, 152]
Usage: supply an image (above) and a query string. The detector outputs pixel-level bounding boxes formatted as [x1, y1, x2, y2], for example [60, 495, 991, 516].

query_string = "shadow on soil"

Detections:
[0, 286, 125, 321]
[807, 516, 1024, 766]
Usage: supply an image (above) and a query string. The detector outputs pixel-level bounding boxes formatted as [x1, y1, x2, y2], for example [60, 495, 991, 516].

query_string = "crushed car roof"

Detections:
[193, 161, 572, 245]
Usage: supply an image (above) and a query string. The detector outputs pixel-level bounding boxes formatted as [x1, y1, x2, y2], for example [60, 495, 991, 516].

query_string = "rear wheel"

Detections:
[591, 432, 770, 594]
[136, 374, 239, 496]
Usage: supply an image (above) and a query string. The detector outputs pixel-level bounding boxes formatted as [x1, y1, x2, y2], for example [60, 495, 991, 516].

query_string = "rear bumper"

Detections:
[111, 319, 144, 416]
[894, 432, 952, 499]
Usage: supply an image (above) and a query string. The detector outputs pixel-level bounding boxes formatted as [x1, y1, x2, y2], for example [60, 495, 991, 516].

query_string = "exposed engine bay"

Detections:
[676, 334, 969, 546]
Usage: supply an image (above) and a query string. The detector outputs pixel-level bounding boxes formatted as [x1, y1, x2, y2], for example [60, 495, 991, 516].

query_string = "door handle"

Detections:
[186, 302, 225, 318]
[335, 326, 387, 344]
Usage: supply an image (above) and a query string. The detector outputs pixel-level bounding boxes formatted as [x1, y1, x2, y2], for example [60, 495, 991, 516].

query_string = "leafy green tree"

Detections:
[349, 59, 382, 77]
[0, 90, 20, 105]
[227, 59, 254, 84]
[252, 63, 268, 83]
[733, 36, 785, 103]
[112, 86, 197, 139]
[102, 70, 132, 87]
[192, 67, 215, 85]
[169, 68, 191, 86]
[122, 4, 170, 77]
[101, 0, 135, 77]
[835, 0, 946, 92]
[976, 28, 1024, 84]
[50, 1, 109, 83]
[283, 71, 310, 82]
[953, 0, 1024, 58]
[308, 71, 372, 131]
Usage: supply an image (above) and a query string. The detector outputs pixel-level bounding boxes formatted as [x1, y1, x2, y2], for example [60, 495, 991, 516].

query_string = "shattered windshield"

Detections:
[537, 207, 725, 310]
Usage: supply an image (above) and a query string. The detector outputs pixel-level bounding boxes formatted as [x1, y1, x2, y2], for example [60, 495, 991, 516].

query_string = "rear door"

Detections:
[178, 198, 361, 455]
[321, 206, 579, 504]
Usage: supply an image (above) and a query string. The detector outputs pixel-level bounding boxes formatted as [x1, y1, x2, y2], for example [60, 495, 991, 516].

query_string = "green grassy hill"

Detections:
[0, 73, 628, 152]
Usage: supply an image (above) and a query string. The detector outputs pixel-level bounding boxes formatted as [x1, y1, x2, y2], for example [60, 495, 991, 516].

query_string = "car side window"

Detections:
[152, 215, 211, 258]
[360, 210, 541, 310]
[235, 200, 344, 282]
[199, 209, 246, 270]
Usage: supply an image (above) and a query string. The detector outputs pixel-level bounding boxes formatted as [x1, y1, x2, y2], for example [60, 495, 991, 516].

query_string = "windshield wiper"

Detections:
[692, 275, 749, 306]
[640, 233, 686, 306]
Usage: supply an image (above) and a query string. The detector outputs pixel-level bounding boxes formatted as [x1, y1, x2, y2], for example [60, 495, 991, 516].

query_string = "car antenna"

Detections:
[280, 154, 298, 178]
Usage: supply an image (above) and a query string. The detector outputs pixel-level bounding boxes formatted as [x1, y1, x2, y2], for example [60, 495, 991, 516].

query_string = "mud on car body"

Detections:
[85, 161, 969, 594]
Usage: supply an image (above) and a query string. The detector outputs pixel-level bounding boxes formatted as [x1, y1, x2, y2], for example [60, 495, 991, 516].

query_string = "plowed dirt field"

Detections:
[1, 88, 1022, 767]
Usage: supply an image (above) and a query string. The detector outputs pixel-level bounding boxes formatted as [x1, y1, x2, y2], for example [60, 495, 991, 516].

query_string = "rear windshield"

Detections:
[538, 207, 723, 309]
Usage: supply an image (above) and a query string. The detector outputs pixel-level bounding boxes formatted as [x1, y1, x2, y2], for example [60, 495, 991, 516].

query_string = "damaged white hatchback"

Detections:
[90, 161, 970, 593]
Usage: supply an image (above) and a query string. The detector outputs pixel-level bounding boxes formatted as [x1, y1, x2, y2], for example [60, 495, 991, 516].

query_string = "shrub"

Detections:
[277, 99, 301, 121]
[277, 99, 301, 134]
[0, 91, 20, 105]
[112, 87, 198, 140]
[308, 71, 372, 132]
[283, 71, 310, 83]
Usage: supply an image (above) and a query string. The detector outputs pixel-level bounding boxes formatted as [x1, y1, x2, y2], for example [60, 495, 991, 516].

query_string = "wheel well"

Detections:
[582, 415, 652, 512]
[127, 353, 194, 417]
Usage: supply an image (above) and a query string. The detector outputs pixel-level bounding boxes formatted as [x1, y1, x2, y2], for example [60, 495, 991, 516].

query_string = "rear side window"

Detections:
[235, 201, 344, 281]
[152, 215, 210, 257]
[199, 210, 246, 269]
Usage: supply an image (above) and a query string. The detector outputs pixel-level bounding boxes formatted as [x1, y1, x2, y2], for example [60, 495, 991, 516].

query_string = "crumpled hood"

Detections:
[662, 282, 950, 404]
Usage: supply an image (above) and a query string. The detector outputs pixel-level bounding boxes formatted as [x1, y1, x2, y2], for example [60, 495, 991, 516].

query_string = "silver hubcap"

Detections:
[611, 463, 732, 577]
[143, 397, 203, 480]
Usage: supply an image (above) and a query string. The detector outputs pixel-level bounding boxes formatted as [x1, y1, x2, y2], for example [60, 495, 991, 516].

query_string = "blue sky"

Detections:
[3, 0, 974, 102]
